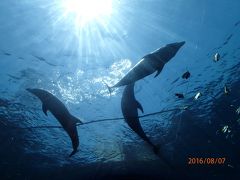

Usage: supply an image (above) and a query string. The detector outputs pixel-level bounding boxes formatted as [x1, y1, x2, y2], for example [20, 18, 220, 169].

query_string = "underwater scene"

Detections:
[1, 0, 240, 179]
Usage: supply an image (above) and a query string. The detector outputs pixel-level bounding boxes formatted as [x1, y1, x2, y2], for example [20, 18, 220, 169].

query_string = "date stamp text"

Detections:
[188, 157, 226, 165]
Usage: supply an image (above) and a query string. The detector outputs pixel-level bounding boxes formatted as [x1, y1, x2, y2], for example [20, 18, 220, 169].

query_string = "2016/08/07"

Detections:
[188, 157, 226, 165]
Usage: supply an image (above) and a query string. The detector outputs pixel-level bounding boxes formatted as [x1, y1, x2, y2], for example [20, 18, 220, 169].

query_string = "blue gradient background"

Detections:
[0, 0, 240, 179]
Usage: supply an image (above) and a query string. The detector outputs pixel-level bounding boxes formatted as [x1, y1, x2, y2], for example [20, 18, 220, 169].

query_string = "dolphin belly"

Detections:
[111, 41, 185, 89]
[114, 59, 156, 88]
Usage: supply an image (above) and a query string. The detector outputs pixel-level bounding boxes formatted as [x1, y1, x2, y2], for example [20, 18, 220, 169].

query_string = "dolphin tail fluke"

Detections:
[102, 81, 113, 96]
[69, 149, 77, 157]
[68, 126, 79, 157]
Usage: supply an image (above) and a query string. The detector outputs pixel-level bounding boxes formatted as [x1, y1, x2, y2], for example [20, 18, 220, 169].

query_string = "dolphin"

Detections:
[106, 41, 185, 94]
[26, 88, 82, 157]
[121, 83, 159, 154]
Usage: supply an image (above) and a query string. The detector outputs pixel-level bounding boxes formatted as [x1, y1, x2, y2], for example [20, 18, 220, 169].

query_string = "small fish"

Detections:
[175, 93, 184, 98]
[222, 125, 228, 133]
[234, 20, 240, 27]
[194, 92, 202, 100]
[32, 55, 46, 61]
[236, 106, 240, 115]
[213, 53, 220, 62]
[4, 52, 11, 56]
[224, 85, 230, 95]
[182, 106, 189, 110]
[32, 55, 58, 67]
[7, 74, 21, 80]
[182, 71, 191, 79]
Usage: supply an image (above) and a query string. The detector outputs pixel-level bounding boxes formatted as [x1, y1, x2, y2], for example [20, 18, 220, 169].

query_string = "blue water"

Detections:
[1, 0, 240, 179]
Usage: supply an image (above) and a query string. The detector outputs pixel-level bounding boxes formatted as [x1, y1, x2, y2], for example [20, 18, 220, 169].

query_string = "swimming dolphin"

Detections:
[26, 88, 82, 157]
[121, 83, 159, 154]
[106, 41, 185, 94]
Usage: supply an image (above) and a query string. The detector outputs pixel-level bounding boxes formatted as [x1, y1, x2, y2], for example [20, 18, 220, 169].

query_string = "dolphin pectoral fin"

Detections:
[42, 104, 48, 116]
[71, 115, 83, 124]
[154, 70, 161, 78]
[136, 100, 144, 113]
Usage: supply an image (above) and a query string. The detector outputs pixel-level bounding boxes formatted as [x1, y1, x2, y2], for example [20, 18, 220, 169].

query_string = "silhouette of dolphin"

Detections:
[26, 88, 82, 157]
[121, 83, 159, 154]
[106, 41, 185, 94]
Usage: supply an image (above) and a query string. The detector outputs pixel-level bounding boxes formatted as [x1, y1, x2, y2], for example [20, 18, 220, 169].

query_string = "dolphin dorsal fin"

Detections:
[154, 70, 161, 78]
[136, 100, 144, 113]
[42, 104, 48, 116]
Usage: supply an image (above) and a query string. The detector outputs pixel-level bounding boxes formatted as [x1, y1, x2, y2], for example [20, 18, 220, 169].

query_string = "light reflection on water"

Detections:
[55, 58, 132, 102]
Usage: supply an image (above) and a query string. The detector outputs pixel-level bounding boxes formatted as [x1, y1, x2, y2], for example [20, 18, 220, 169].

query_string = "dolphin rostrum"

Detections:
[26, 88, 82, 157]
[106, 41, 185, 94]
[121, 83, 159, 154]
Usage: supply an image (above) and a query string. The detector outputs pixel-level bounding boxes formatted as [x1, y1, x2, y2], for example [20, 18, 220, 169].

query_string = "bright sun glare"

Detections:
[61, 0, 113, 26]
